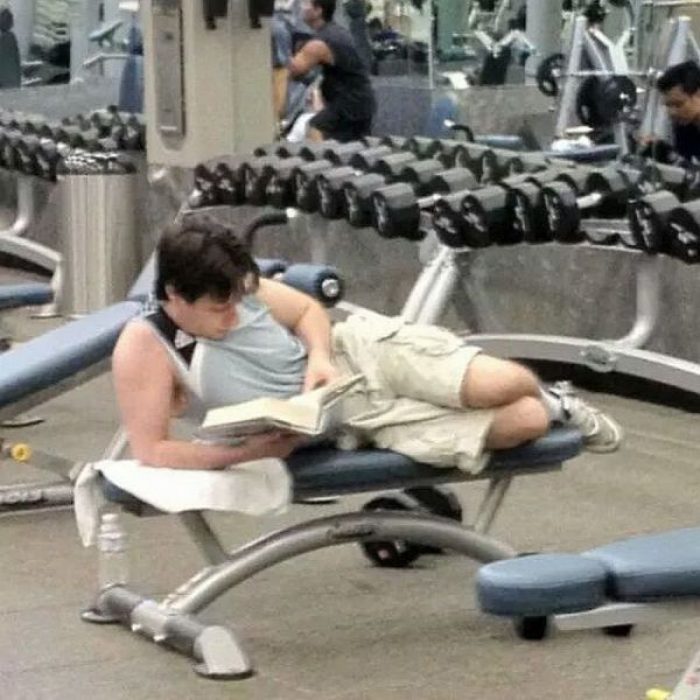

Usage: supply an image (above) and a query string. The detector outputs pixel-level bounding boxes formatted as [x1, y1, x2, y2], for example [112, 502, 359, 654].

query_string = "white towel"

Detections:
[74, 458, 292, 547]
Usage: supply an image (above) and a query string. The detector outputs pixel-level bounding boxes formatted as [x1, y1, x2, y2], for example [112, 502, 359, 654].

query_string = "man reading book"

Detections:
[112, 216, 622, 472]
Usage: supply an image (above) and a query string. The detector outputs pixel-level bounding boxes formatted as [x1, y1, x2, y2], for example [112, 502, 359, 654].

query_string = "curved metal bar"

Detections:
[610, 255, 660, 350]
[0, 178, 36, 238]
[401, 246, 451, 322]
[170, 510, 517, 615]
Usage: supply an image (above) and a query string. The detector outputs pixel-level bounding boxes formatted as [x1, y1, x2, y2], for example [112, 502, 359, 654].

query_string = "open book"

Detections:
[198, 374, 364, 440]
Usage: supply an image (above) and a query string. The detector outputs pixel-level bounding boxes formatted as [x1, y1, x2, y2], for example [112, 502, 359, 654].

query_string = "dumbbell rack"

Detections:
[555, 14, 634, 153]
[410, 238, 700, 396]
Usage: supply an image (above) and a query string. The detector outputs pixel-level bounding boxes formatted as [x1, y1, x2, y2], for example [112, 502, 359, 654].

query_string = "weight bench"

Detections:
[82, 427, 583, 679]
[477, 527, 700, 641]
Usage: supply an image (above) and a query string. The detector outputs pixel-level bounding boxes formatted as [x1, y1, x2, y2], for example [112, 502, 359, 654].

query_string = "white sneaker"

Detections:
[549, 381, 623, 453]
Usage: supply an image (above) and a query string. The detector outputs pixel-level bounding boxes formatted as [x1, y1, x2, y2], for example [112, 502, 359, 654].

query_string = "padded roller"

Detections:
[256, 258, 288, 278]
[281, 264, 344, 306]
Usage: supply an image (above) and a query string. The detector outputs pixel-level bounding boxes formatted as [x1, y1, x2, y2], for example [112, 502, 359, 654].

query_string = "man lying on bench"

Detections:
[112, 215, 623, 475]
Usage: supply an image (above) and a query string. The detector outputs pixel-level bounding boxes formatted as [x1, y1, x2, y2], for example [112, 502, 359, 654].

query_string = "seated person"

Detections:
[648, 60, 700, 163]
[288, 0, 376, 142]
[113, 217, 623, 472]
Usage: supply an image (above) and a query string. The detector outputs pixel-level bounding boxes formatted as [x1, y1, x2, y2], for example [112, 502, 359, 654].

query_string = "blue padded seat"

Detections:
[477, 554, 608, 616]
[102, 427, 583, 512]
[584, 527, 700, 600]
[289, 427, 582, 497]
[0, 282, 53, 310]
[0, 300, 141, 408]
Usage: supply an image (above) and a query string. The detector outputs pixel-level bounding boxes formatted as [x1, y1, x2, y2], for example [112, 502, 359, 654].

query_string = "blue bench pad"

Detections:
[477, 554, 608, 616]
[585, 527, 700, 600]
[103, 427, 582, 511]
[0, 300, 142, 408]
[0, 283, 53, 310]
[477, 526, 700, 617]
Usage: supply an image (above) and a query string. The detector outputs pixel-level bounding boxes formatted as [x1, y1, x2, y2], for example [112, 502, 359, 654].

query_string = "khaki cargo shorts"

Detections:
[332, 313, 495, 474]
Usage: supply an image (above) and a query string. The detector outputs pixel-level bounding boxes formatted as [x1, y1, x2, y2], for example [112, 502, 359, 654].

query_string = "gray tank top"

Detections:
[190, 295, 307, 410]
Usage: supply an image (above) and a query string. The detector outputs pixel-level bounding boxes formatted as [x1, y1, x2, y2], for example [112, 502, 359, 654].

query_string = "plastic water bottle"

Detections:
[97, 512, 129, 589]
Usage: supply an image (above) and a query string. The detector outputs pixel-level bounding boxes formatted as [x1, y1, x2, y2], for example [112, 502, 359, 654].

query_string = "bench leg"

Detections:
[85, 585, 253, 680]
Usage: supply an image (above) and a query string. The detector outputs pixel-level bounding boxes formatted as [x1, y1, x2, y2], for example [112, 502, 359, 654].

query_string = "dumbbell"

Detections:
[190, 163, 219, 207]
[212, 159, 245, 206]
[34, 140, 62, 181]
[640, 161, 700, 201]
[405, 136, 442, 159]
[360, 135, 383, 149]
[0, 130, 20, 170]
[371, 166, 477, 239]
[54, 125, 87, 149]
[298, 140, 339, 162]
[380, 135, 409, 150]
[667, 201, 700, 263]
[628, 190, 680, 254]
[293, 159, 336, 212]
[540, 167, 633, 243]
[14, 135, 42, 176]
[323, 141, 367, 166]
[239, 156, 284, 205]
[343, 173, 389, 228]
[349, 145, 393, 172]
[265, 156, 306, 208]
[110, 124, 143, 151]
[372, 151, 419, 182]
[316, 166, 357, 219]
[434, 169, 562, 249]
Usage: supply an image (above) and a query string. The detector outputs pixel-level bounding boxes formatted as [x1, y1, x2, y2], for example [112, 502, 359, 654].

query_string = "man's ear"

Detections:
[164, 284, 178, 302]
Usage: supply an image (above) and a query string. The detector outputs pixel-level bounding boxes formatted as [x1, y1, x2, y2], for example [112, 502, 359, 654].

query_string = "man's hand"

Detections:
[241, 431, 306, 461]
[303, 354, 340, 392]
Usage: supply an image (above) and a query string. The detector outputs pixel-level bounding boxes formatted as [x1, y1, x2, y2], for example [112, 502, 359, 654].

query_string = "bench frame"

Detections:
[83, 447, 573, 680]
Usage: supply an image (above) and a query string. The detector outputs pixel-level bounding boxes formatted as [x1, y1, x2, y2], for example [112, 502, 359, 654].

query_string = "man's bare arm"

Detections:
[256, 279, 338, 389]
[112, 322, 300, 469]
[288, 39, 332, 78]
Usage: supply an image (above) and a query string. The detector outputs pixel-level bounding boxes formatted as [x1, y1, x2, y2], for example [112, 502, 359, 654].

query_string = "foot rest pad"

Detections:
[477, 554, 608, 617]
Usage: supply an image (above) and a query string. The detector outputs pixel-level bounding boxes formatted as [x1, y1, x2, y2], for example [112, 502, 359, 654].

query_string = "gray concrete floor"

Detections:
[1, 284, 700, 700]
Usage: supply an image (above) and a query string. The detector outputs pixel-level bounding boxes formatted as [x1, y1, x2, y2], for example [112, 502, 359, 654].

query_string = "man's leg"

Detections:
[460, 354, 623, 452]
[459, 355, 549, 448]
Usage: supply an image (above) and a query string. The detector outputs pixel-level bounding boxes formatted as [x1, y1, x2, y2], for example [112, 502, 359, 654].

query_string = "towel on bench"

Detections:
[74, 458, 292, 546]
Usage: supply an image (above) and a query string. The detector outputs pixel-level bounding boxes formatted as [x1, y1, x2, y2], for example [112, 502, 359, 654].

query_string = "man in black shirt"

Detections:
[656, 61, 700, 162]
[288, 0, 376, 141]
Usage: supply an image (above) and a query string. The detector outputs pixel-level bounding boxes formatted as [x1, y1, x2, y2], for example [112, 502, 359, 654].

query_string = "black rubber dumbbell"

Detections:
[405, 135, 442, 159]
[190, 164, 219, 207]
[298, 140, 339, 162]
[372, 151, 419, 183]
[667, 200, 700, 263]
[349, 145, 393, 172]
[293, 159, 336, 212]
[371, 166, 477, 240]
[316, 166, 357, 219]
[239, 156, 283, 205]
[343, 172, 388, 227]
[212, 159, 245, 206]
[35, 140, 62, 181]
[265, 156, 306, 208]
[540, 168, 632, 243]
[323, 141, 367, 166]
[380, 135, 409, 150]
[627, 189, 680, 254]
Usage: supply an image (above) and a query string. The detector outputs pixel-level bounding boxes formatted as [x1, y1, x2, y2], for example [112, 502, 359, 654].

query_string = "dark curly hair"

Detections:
[155, 215, 259, 303]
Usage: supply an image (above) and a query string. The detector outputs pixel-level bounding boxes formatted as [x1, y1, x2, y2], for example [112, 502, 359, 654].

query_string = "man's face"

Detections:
[662, 85, 700, 124]
[301, 0, 320, 25]
[167, 290, 241, 340]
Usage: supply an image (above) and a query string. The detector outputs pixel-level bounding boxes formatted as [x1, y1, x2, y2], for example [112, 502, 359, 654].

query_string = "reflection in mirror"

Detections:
[25, 0, 71, 86]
